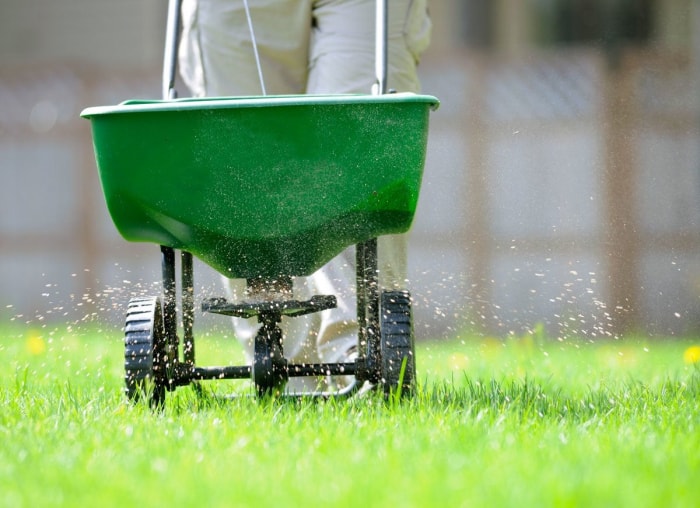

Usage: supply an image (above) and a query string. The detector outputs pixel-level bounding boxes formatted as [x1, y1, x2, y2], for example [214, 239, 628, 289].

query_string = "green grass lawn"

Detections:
[1, 324, 699, 507]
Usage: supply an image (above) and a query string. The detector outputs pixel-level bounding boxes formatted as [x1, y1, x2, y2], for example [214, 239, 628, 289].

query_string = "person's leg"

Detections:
[306, 0, 431, 370]
[179, 0, 325, 392]
[179, 0, 313, 96]
[308, 0, 430, 94]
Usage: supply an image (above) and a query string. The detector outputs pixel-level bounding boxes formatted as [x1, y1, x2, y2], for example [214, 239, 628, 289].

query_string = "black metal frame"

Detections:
[156, 238, 381, 397]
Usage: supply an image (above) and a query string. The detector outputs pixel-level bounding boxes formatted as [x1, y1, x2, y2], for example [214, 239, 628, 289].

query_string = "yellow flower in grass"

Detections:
[448, 353, 470, 371]
[683, 345, 700, 365]
[26, 331, 46, 356]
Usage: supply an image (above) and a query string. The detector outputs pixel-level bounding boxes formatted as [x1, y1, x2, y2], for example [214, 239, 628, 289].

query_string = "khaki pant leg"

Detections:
[308, 0, 431, 94]
[180, 0, 324, 393]
[179, 0, 313, 96]
[305, 0, 432, 366]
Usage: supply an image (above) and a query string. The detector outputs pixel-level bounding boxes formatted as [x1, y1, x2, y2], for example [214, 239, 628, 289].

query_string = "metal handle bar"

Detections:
[163, 0, 182, 100]
[373, 0, 388, 95]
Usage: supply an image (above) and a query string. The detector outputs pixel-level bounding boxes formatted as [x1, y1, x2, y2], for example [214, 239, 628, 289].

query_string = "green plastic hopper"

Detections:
[81, 93, 438, 278]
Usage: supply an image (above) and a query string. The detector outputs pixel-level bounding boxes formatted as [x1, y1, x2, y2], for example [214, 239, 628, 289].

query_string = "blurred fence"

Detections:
[415, 47, 700, 338]
[1, 47, 699, 338]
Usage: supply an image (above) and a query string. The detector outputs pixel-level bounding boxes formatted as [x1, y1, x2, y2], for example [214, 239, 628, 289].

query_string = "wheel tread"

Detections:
[123, 296, 166, 406]
[380, 290, 416, 396]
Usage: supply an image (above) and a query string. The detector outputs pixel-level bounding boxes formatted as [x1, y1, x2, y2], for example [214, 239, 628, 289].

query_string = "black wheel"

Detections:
[124, 297, 167, 406]
[380, 290, 416, 396]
